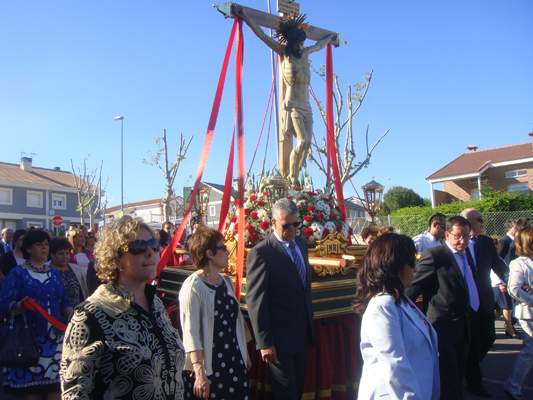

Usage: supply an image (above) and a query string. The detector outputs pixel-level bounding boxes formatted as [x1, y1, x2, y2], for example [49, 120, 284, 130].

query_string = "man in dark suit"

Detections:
[498, 219, 517, 262]
[506, 218, 531, 265]
[406, 216, 477, 400]
[0, 228, 14, 256]
[246, 198, 314, 400]
[461, 208, 509, 398]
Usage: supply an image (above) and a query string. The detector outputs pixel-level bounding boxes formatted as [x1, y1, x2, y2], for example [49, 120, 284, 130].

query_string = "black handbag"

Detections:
[0, 311, 40, 368]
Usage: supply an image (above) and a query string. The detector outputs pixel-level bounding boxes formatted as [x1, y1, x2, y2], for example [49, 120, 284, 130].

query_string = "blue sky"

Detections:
[1, 0, 532, 208]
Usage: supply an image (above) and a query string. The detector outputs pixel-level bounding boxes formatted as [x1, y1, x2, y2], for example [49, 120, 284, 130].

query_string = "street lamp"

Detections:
[114, 116, 124, 213]
[195, 186, 212, 225]
[362, 178, 385, 239]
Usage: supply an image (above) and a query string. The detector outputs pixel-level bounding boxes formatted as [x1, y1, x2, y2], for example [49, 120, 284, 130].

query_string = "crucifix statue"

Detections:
[217, 1, 343, 186]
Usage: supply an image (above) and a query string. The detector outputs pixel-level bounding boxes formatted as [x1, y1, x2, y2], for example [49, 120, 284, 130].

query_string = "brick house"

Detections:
[0, 157, 102, 235]
[427, 132, 533, 207]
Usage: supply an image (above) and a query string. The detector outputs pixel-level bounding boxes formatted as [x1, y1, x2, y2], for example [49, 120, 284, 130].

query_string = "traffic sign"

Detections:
[52, 215, 63, 227]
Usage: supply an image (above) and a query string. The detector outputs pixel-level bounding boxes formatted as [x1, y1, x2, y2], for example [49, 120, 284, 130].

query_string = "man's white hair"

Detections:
[272, 198, 298, 220]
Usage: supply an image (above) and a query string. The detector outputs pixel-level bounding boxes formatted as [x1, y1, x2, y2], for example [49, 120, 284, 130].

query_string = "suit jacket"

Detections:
[359, 295, 440, 400]
[405, 243, 471, 345]
[468, 234, 509, 315]
[246, 234, 314, 354]
[498, 235, 513, 261]
[0, 242, 12, 257]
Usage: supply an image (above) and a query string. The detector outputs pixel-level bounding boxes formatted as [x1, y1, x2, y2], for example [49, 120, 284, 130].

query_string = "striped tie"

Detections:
[289, 241, 307, 288]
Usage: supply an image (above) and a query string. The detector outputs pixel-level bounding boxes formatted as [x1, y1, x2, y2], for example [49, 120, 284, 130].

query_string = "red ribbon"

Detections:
[22, 297, 67, 331]
[325, 44, 346, 219]
[155, 20, 238, 279]
[235, 19, 245, 301]
[218, 128, 236, 233]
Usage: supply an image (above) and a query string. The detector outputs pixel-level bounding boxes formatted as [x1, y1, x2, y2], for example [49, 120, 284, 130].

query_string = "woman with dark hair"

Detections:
[0, 228, 27, 277]
[504, 227, 533, 400]
[49, 237, 88, 310]
[179, 225, 251, 400]
[353, 233, 440, 400]
[0, 228, 72, 400]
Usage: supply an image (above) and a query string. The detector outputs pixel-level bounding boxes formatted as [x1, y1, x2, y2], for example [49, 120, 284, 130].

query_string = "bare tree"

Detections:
[141, 129, 193, 221]
[71, 158, 108, 228]
[307, 68, 390, 186]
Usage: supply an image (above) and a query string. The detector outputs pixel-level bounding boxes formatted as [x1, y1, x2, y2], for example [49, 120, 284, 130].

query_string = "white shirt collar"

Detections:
[507, 233, 515, 241]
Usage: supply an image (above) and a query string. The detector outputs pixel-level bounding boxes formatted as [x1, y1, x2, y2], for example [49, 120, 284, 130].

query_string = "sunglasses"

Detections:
[435, 222, 446, 229]
[127, 238, 159, 255]
[214, 245, 228, 252]
[282, 221, 301, 230]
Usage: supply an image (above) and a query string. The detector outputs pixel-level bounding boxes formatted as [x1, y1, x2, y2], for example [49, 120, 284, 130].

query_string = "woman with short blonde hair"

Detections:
[61, 216, 185, 399]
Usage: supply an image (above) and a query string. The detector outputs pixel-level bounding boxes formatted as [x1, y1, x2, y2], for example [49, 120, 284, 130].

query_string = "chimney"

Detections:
[54, 167, 61, 171]
[466, 145, 478, 153]
[528, 131, 533, 150]
[20, 157, 32, 172]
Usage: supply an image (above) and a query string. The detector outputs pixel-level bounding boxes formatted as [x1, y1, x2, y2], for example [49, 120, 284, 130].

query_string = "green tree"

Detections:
[378, 186, 429, 217]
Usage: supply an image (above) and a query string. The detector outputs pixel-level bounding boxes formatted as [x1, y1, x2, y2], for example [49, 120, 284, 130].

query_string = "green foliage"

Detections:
[388, 185, 533, 237]
[378, 186, 427, 217]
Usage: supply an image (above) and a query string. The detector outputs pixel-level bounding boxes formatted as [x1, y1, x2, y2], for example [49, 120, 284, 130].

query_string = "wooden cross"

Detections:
[216, 0, 346, 179]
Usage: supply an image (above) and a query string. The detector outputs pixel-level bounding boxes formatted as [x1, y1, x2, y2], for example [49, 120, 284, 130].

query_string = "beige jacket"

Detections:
[179, 272, 249, 376]
[508, 256, 533, 320]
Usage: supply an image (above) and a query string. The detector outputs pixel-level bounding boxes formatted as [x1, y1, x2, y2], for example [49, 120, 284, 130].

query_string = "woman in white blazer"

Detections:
[353, 233, 440, 400]
[504, 227, 533, 400]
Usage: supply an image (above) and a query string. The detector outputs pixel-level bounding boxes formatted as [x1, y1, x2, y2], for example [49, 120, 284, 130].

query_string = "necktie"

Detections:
[288, 241, 307, 288]
[5, 242, 10, 252]
[472, 236, 479, 262]
[460, 252, 480, 312]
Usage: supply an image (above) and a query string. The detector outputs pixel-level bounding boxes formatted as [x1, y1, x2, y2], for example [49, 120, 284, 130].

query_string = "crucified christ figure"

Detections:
[233, 5, 335, 186]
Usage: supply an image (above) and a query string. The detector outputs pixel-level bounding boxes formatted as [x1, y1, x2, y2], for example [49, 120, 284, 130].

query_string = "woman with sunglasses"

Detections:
[353, 233, 440, 400]
[60, 216, 185, 400]
[179, 225, 251, 400]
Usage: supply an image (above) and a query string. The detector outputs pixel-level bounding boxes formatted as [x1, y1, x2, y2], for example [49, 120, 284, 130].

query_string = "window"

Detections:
[52, 193, 66, 209]
[469, 177, 478, 184]
[507, 183, 529, 194]
[506, 170, 527, 178]
[0, 188, 13, 205]
[27, 221, 43, 228]
[210, 205, 216, 217]
[470, 188, 480, 201]
[27, 191, 43, 208]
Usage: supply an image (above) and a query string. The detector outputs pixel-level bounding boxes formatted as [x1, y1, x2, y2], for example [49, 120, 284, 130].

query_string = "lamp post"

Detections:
[114, 116, 124, 213]
[195, 186, 212, 226]
[264, 173, 291, 208]
[362, 178, 385, 238]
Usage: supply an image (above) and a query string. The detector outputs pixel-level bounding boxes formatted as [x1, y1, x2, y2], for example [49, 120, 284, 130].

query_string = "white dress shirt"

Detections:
[413, 231, 441, 253]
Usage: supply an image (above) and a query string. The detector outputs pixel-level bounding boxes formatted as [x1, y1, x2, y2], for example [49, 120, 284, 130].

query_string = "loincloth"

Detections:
[280, 100, 313, 142]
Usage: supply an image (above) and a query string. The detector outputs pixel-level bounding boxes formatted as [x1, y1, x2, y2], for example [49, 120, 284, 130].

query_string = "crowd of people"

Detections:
[0, 200, 532, 400]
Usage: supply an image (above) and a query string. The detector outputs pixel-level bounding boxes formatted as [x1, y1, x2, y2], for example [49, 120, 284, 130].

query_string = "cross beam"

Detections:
[215, 1, 346, 47]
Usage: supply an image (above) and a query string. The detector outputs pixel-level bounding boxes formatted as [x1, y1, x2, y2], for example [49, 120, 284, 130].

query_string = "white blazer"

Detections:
[358, 294, 440, 400]
[508, 256, 533, 320]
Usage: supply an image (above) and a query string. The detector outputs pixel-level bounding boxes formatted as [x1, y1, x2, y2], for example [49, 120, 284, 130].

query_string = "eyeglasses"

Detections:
[477, 217, 484, 223]
[435, 222, 446, 229]
[127, 238, 159, 255]
[214, 245, 228, 252]
[282, 221, 301, 230]
[449, 233, 470, 241]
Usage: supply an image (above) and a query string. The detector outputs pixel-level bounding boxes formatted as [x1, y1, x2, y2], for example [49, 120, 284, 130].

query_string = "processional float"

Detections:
[156, 2, 385, 398]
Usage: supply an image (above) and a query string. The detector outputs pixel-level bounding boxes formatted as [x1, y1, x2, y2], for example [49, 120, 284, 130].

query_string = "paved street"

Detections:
[1, 319, 531, 399]
[465, 319, 533, 400]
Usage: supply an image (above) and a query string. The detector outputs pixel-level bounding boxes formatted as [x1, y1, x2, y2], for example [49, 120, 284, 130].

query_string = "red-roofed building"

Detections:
[427, 132, 533, 207]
